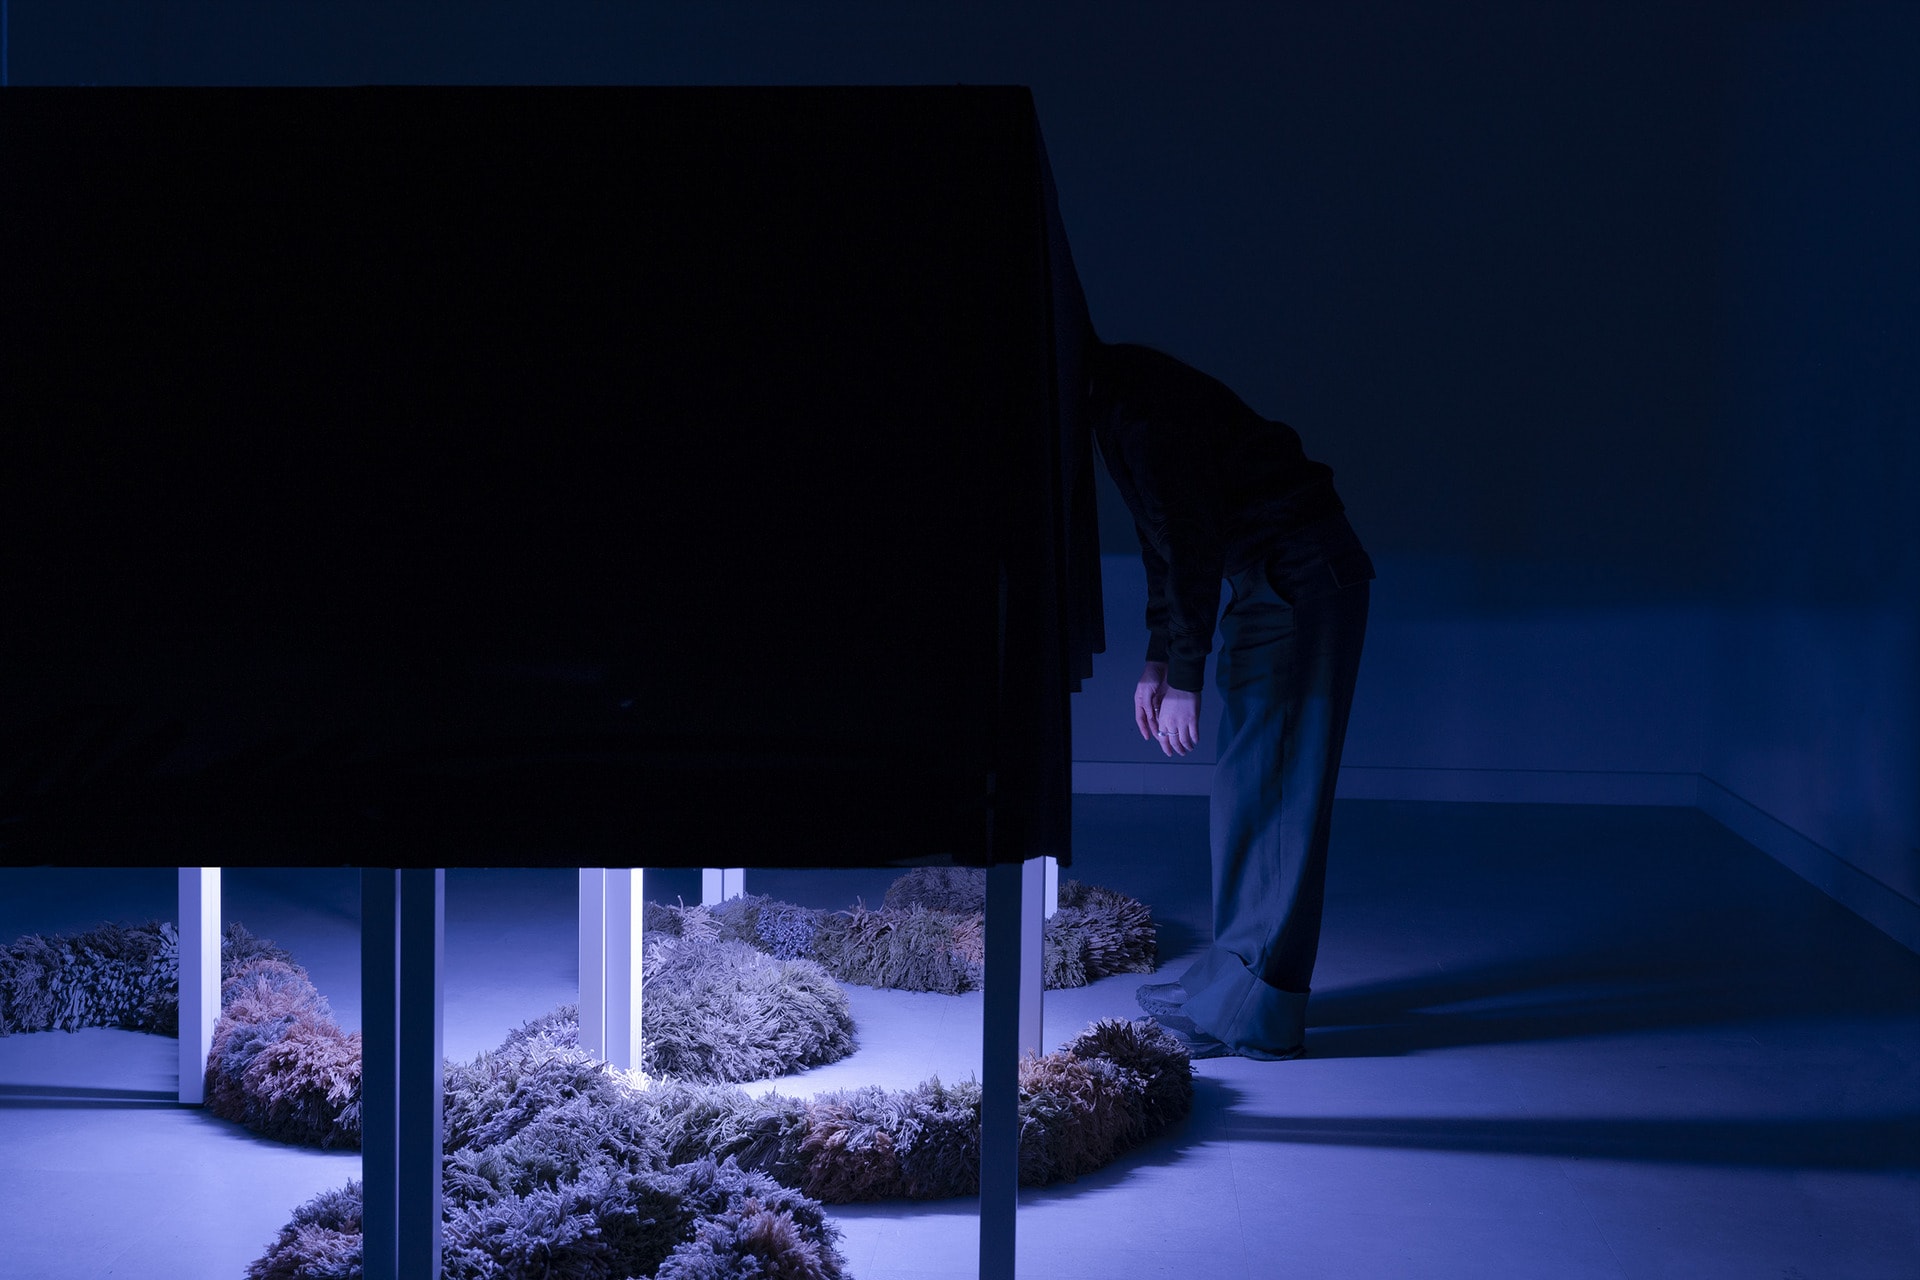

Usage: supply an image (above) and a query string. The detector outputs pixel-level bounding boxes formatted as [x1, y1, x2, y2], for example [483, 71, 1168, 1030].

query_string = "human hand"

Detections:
[1135, 662, 1169, 741]
[1154, 687, 1201, 757]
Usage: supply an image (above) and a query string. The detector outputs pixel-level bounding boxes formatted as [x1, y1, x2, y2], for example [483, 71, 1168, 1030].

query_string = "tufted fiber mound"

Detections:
[0, 919, 367, 1148]
[646, 871, 1158, 996]
[252, 1007, 1191, 1278]
[0, 916, 860, 1151]
[0, 920, 182, 1036]
[253, 1013, 848, 1280]
[208, 950, 363, 1149]
[641, 935, 856, 1083]
[655, 1014, 1196, 1201]
[203, 927, 858, 1148]
[465, 1008, 1194, 1205]
[7, 873, 1186, 1276]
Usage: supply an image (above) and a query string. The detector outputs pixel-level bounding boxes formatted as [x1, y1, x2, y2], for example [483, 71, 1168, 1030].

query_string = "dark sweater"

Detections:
[1089, 343, 1346, 692]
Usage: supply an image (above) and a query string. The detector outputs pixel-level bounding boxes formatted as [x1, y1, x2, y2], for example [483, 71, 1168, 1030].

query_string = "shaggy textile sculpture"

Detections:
[209, 929, 858, 1148]
[645, 871, 1158, 996]
[497, 1010, 1192, 1202]
[0, 919, 300, 1038]
[654, 1016, 1195, 1200]
[1, 914, 857, 1148]
[253, 1014, 849, 1280]
[207, 951, 363, 1149]
[880, 866, 991, 915]
[252, 1009, 1192, 1278]
[1, 866, 1150, 1037]
[0, 917, 357, 1147]
[0, 920, 180, 1036]
[641, 936, 856, 1083]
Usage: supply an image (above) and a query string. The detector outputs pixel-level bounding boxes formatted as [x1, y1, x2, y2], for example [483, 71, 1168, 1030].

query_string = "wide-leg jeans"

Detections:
[1176, 517, 1372, 1056]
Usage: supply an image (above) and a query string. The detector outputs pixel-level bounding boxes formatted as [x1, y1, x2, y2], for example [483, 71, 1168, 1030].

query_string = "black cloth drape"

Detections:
[0, 86, 1102, 869]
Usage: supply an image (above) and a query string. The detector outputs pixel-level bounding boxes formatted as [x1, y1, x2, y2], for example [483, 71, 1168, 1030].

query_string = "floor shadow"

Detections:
[1214, 1110, 1920, 1170]
[1301, 936, 1920, 1060]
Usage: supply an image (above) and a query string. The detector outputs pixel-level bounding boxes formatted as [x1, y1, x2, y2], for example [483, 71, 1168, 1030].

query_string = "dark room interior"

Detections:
[1, 4, 1915, 1278]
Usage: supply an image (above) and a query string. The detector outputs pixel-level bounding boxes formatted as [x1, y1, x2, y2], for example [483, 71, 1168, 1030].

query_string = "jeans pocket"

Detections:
[1225, 565, 1263, 613]
[1326, 542, 1376, 590]
[1264, 527, 1374, 602]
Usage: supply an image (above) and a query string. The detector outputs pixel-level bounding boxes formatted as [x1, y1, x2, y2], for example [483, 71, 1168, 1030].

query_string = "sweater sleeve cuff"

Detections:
[1145, 635, 1170, 664]
[1167, 658, 1207, 693]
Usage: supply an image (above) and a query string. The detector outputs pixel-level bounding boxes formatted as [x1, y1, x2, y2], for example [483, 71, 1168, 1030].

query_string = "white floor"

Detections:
[3, 798, 1917, 1278]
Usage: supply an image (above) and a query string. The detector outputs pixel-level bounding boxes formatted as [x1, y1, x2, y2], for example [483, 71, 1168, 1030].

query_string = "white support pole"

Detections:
[577, 869, 607, 1061]
[176, 867, 220, 1106]
[604, 868, 644, 1071]
[701, 867, 745, 905]
[1043, 855, 1059, 919]
[1019, 855, 1045, 1058]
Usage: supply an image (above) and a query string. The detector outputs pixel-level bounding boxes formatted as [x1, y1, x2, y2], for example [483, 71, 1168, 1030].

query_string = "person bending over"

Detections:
[1087, 339, 1373, 1061]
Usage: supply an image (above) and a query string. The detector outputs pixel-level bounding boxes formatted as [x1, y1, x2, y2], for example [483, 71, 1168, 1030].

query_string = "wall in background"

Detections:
[1074, 551, 1715, 785]
[6, 1, 1912, 932]
[1704, 5, 1920, 906]
[6, 1, 1741, 604]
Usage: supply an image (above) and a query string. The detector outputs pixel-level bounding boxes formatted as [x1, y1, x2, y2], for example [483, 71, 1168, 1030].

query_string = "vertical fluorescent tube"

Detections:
[577, 869, 607, 1060]
[1019, 855, 1045, 1057]
[605, 868, 642, 1071]
[176, 867, 220, 1105]
[701, 867, 745, 905]
[628, 867, 645, 1071]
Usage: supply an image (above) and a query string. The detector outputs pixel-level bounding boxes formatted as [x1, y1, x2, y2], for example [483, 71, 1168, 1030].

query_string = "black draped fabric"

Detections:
[1036, 126, 1105, 695]
[0, 86, 1102, 870]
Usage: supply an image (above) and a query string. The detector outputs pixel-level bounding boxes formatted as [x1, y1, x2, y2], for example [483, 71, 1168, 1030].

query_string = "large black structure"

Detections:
[1, 86, 1105, 1277]
[1, 84, 1102, 868]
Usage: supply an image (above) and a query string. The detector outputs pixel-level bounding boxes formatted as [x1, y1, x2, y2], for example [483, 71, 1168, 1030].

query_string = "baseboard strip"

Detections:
[1072, 762, 1699, 805]
[1695, 775, 1920, 955]
[1333, 766, 1698, 806]
[1070, 761, 1919, 955]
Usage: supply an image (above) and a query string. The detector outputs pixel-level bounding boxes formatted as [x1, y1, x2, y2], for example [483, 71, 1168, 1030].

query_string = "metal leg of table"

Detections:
[700, 867, 744, 906]
[982, 856, 1045, 1278]
[361, 868, 445, 1280]
[176, 867, 220, 1106]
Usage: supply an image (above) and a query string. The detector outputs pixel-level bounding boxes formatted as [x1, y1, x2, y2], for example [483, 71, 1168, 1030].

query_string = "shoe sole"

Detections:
[1151, 1013, 1304, 1061]
[1133, 984, 1188, 1018]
